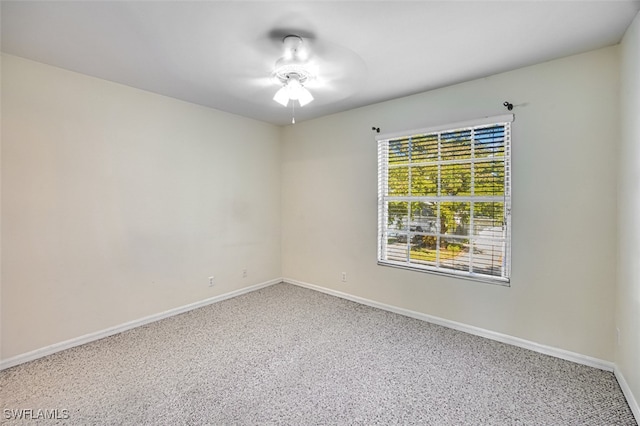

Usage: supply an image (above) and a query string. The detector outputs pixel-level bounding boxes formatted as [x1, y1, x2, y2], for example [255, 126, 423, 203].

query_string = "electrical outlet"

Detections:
[209, 276, 215, 287]
[341, 272, 347, 282]
[242, 269, 247, 278]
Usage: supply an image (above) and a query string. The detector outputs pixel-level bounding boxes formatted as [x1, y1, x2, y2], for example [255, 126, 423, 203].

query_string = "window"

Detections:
[377, 115, 513, 284]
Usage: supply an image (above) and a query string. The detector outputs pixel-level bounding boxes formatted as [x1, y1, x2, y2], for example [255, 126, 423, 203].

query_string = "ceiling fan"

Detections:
[229, 27, 366, 123]
[271, 35, 315, 108]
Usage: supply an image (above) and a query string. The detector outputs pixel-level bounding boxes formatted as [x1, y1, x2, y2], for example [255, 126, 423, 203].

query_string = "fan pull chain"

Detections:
[291, 101, 296, 124]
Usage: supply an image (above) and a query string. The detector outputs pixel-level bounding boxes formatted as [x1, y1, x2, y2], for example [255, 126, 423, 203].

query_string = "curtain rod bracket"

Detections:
[372, 126, 380, 133]
[503, 101, 513, 111]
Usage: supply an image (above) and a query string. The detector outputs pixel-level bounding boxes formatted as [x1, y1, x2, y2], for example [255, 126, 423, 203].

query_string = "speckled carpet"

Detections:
[1, 283, 636, 425]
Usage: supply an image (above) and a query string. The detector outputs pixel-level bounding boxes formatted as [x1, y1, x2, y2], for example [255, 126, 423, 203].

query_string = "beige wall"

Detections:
[282, 46, 620, 361]
[617, 10, 640, 409]
[1, 54, 282, 359]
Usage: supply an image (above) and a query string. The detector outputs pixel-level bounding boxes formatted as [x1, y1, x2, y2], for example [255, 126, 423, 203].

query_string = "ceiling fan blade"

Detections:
[303, 41, 367, 101]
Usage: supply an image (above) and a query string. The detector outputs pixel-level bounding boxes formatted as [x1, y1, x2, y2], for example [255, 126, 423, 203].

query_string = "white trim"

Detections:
[615, 365, 640, 423]
[0, 278, 282, 371]
[283, 278, 614, 372]
[376, 113, 514, 142]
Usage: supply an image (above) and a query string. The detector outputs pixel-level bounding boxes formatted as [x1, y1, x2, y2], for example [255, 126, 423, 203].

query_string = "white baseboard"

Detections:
[615, 366, 640, 422]
[0, 278, 281, 371]
[283, 278, 615, 372]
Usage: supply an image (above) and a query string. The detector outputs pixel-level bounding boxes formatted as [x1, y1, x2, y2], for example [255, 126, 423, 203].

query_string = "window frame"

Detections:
[376, 114, 514, 285]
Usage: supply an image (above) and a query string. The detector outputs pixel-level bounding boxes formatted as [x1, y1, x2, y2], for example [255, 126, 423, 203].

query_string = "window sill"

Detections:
[377, 260, 510, 287]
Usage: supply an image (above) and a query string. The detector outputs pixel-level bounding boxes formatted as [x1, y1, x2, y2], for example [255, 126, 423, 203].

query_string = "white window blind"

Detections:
[377, 114, 513, 284]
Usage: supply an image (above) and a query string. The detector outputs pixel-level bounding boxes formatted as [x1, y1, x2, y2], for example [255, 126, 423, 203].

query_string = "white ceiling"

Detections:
[2, 1, 639, 126]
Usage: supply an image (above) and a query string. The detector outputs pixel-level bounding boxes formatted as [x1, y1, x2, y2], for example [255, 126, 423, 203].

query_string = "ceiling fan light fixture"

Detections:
[286, 75, 303, 99]
[272, 71, 314, 107]
[296, 85, 314, 107]
[273, 86, 290, 106]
